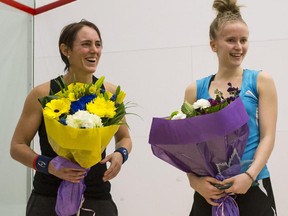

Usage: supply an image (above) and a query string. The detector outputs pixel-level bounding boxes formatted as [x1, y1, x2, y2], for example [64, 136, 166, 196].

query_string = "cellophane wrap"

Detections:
[44, 115, 119, 168]
[149, 97, 249, 216]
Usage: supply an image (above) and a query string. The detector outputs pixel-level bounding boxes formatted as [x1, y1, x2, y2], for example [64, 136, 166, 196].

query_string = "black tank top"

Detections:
[32, 76, 112, 199]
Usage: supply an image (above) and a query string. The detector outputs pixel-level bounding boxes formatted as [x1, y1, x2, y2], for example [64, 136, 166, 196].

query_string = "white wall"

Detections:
[3, 0, 287, 215]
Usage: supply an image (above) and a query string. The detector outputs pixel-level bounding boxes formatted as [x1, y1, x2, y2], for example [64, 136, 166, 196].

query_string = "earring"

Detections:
[67, 55, 70, 59]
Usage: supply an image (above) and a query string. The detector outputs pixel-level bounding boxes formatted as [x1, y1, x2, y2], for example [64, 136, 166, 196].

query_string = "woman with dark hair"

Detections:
[10, 20, 132, 216]
[185, 0, 278, 215]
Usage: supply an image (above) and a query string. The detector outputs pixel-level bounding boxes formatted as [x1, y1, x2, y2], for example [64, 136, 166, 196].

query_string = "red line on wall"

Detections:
[0, 0, 76, 15]
[0, 0, 36, 15]
[35, 0, 76, 15]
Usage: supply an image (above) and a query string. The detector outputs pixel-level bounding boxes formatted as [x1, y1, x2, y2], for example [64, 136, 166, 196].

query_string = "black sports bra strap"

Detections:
[50, 76, 65, 95]
[49, 75, 103, 95]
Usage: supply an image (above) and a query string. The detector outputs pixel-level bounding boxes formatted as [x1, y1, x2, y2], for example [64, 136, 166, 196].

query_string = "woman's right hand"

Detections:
[187, 174, 226, 206]
[48, 162, 87, 183]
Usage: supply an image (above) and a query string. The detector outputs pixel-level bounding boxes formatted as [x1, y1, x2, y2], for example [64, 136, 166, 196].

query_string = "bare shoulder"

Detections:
[258, 71, 274, 81]
[25, 81, 50, 106]
[257, 71, 277, 96]
[184, 81, 197, 103]
[257, 71, 276, 89]
[103, 81, 118, 93]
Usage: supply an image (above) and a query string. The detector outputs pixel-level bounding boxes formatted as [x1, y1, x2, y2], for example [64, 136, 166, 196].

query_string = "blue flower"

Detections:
[70, 94, 96, 114]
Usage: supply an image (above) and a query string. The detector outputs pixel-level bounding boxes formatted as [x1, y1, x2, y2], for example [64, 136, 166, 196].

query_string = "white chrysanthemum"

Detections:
[171, 111, 187, 120]
[66, 110, 103, 128]
[192, 99, 211, 110]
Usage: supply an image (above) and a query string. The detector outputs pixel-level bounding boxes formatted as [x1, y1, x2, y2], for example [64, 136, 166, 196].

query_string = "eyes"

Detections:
[81, 40, 102, 49]
[226, 37, 248, 44]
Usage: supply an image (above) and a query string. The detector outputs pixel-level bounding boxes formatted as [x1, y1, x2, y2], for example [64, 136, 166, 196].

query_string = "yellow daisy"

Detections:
[43, 98, 71, 119]
[87, 97, 116, 118]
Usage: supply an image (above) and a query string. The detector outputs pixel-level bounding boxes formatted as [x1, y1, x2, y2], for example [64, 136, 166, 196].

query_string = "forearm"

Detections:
[247, 136, 275, 180]
[114, 123, 132, 153]
[10, 143, 38, 169]
[187, 173, 199, 190]
[115, 137, 132, 153]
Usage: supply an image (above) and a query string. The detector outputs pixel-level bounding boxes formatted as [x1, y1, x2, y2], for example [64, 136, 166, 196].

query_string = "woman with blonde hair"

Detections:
[185, 0, 277, 215]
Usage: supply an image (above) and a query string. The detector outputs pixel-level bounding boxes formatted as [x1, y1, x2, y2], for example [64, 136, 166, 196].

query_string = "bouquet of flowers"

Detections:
[39, 76, 127, 216]
[148, 83, 249, 216]
[39, 76, 126, 168]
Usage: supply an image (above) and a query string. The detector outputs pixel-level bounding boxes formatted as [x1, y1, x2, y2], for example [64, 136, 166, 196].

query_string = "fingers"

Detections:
[222, 175, 251, 194]
[103, 161, 122, 182]
[207, 190, 230, 206]
[103, 162, 121, 182]
[67, 170, 86, 183]
[206, 177, 222, 184]
[102, 153, 123, 182]
[206, 198, 220, 206]
[100, 154, 112, 164]
[103, 167, 120, 182]
[54, 167, 87, 183]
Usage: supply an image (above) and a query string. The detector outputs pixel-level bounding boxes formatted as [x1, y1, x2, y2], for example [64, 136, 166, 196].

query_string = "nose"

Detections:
[90, 44, 102, 53]
[90, 44, 97, 52]
[234, 41, 242, 50]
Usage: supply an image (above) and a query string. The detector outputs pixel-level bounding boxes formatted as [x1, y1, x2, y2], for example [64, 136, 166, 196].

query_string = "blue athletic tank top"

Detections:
[196, 69, 269, 180]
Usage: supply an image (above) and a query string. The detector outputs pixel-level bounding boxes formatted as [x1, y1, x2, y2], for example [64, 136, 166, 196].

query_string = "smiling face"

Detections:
[66, 26, 102, 75]
[210, 21, 249, 69]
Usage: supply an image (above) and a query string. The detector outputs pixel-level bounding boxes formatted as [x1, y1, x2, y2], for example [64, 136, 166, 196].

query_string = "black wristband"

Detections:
[114, 147, 128, 164]
[35, 155, 52, 175]
[244, 171, 255, 182]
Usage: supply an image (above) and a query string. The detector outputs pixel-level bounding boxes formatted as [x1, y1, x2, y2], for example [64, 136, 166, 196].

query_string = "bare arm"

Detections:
[101, 81, 132, 181]
[184, 81, 197, 105]
[10, 85, 47, 168]
[248, 71, 277, 179]
[10, 83, 87, 183]
[185, 82, 226, 206]
[103, 81, 132, 152]
[224, 71, 278, 194]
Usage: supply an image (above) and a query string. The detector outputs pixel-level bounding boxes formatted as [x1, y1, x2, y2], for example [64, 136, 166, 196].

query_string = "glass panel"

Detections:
[0, 3, 34, 216]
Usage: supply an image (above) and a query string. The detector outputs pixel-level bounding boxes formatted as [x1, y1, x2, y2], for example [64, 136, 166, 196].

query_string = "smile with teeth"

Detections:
[231, 53, 242, 57]
[86, 58, 96, 63]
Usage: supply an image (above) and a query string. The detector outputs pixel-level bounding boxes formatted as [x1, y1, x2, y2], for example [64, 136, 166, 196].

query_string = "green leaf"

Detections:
[181, 101, 196, 117]
[38, 95, 59, 108]
[115, 86, 121, 96]
[95, 76, 105, 89]
[169, 110, 179, 119]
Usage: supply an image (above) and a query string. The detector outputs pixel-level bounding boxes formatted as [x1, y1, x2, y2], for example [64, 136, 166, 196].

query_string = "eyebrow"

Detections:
[80, 39, 101, 43]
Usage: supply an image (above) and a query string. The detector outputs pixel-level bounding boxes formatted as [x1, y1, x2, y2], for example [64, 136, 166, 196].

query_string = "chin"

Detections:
[85, 67, 97, 73]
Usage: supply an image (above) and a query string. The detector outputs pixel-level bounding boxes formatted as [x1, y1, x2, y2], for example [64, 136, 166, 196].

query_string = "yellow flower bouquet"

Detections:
[38, 76, 127, 168]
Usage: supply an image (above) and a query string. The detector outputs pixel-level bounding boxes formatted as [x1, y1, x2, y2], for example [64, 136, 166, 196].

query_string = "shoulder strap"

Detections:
[49, 75, 104, 95]
[49, 76, 65, 95]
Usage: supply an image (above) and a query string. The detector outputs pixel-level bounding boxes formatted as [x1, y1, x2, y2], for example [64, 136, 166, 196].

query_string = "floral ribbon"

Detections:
[51, 156, 92, 216]
[214, 194, 239, 216]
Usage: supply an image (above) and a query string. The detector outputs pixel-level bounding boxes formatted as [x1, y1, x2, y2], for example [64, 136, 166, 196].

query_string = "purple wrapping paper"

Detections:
[51, 156, 89, 216]
[148, 97, 249, 216]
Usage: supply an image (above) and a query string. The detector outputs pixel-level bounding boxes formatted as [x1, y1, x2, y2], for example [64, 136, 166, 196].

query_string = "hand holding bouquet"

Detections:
[39, 76, 126, 168]
[39, 76, 127, 216]
[149, 83, 249, 216]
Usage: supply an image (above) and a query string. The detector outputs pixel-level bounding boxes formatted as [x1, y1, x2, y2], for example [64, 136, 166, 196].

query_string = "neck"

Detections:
[215, 67, 243, 81]
[63, 71, 93, 84]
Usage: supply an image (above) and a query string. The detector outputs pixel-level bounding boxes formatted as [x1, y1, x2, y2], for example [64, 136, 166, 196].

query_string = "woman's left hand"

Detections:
[100, 152, 123, 182]
[222, 173, 253, 195]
